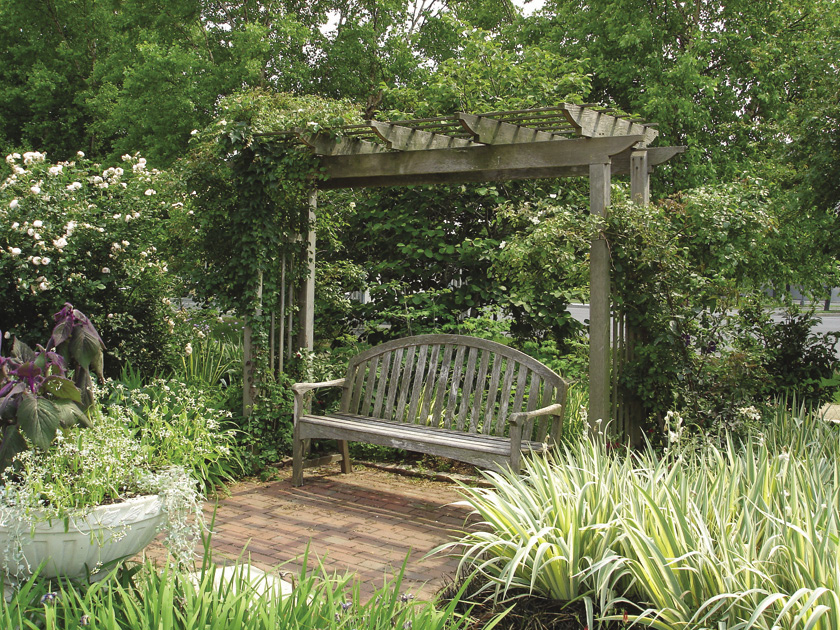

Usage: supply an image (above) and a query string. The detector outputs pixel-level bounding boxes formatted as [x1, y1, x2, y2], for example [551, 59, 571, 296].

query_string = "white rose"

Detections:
[30, 185, 41, 194]
[32, 256, 41, 265]
[9, 199, 18, 209]
[101, 267, 110, 273]
[32, 220, 43, 228]
[48, 165, 63, 176]
[77, 151, 85, 158]
[185, 343, 193, 356]
[41, 257, 50, 265]
[144, 189, 156, 196]
[9, 247, 21, 256]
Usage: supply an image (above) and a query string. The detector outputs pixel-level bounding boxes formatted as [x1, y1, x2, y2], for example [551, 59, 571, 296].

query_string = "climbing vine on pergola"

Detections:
[182, 91, 683, 439]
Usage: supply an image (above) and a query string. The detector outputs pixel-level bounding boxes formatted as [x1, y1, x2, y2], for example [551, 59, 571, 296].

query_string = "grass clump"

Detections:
[443, 404, 840, 629]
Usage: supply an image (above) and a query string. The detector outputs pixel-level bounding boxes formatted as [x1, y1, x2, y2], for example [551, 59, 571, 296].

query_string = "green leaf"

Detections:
[11, 338, 35, 362]
[69, 325, 104, 377]
[0, 425, 27, 473]
[16, 393, 61, 450]
[53, 399, 90, 428]
[39, 375, 83, 403]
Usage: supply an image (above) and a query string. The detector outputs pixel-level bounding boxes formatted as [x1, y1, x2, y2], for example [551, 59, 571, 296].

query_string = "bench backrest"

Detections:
[339, 334, 569, 442]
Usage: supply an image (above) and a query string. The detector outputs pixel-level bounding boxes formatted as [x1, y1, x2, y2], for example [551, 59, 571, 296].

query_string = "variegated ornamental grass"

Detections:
[446, 404, 840, 629]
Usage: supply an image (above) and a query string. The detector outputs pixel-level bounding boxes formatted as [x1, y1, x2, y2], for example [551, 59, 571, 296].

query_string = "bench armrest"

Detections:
[292, 378, 347, 422]
[508, 402, 566, 466]
[508, 403, 564, 426]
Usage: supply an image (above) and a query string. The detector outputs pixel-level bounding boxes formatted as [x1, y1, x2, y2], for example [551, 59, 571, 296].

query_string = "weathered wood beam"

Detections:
[607, 146, 686, 175]
[368, 120, 474, 151]
[561, 105, 659, 146]
[589, 161, 611, 431]
[296, 131, 388, 156]
[457, 113, 558, 144]
[317, 135, 644, 189]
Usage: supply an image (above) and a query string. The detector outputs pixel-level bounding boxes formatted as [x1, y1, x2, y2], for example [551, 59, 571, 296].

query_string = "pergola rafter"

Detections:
[255, 104, 684, 436]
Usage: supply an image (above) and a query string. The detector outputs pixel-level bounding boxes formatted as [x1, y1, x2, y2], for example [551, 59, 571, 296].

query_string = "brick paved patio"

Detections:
[154, 464, 479, 600]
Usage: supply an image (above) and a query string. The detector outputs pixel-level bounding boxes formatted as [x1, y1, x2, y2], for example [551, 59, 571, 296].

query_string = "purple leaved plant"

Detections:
[0, 304, 104, 472]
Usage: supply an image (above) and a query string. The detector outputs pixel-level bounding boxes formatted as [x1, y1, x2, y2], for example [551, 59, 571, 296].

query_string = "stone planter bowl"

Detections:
[0, 494, 164, 581]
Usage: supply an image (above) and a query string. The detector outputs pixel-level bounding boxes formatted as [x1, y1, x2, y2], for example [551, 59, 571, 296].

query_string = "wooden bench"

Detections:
[291, 334, 569, 486]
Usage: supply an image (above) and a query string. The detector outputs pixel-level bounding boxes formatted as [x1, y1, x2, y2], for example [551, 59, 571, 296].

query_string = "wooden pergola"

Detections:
[257, 104, 684, 432]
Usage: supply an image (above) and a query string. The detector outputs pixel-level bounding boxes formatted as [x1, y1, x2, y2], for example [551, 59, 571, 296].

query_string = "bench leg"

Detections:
[292, 425, 305, 487]
[338, 440, 352, 474]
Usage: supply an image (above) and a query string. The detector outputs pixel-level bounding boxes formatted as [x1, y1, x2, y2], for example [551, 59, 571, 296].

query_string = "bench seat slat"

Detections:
[299, 413, 551, 457]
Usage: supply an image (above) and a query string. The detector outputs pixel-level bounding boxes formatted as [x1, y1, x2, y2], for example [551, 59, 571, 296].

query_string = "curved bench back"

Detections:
[340, 334, 569, 443]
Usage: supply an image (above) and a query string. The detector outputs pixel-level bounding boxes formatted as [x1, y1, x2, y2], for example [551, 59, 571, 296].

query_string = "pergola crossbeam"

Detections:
[368, 120, 475, 151]
[457, 113, 558, 144]
[317, 135, 645, 189]
[561, 104, 659, 145]
[296, 131, 387, 156]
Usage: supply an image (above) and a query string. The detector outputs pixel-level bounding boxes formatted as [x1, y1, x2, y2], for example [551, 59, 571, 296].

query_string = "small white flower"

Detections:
[101, 267, 110, 273]
[66, 181, 82, 191]
[11, 222, 19, 229]
[77, 151, 85, 158]
[144, 189, 156, 196]
[41, 257, 50, 265]
[38, 281, 48, 291]
[53, 237, 67, 248]
[9, 247, 21, 256]
[9, 199, 19, 209]
[190, 129, 198, 135]
[31, 256, 42, 265]
[3, 331, 9, 339]
[121, 154, 132, 162]
[33, 232, 41, 240]
[121, 240, 129, 247]
[185, 343, 193, 356]
[113, 213, 121, 220]
[499, 240, 507, 249]
[32, 220, 43, 228]
[30, 185, 41, 194]
[349, 202, 356, 209]
[27, 228, 35, 237]
[48, 165, 63, 176]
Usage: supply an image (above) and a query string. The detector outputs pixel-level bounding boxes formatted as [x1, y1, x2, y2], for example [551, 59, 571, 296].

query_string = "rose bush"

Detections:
[0, 151, 184, 375]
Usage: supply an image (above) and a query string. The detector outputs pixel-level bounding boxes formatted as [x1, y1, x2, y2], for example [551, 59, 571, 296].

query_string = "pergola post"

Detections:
[589, 161, 611, 433]
[630, 150, 649, 206]
[297, 190, 317, 356]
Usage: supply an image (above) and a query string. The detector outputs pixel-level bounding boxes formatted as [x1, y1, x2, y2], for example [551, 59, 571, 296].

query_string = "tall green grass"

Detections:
[444, 404, 840, 629]
[1, 551, 495, 630]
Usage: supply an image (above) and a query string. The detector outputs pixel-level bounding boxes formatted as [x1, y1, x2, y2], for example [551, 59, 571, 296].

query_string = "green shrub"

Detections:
[0, 151, 182, 376]
[105, 377, 244, 490]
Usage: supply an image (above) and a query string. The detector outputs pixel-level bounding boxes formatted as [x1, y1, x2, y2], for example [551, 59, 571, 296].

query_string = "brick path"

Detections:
[175, 464, 478, 600]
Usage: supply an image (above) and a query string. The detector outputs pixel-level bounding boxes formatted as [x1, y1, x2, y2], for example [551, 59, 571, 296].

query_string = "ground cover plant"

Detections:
[444, 403, 840, 629]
